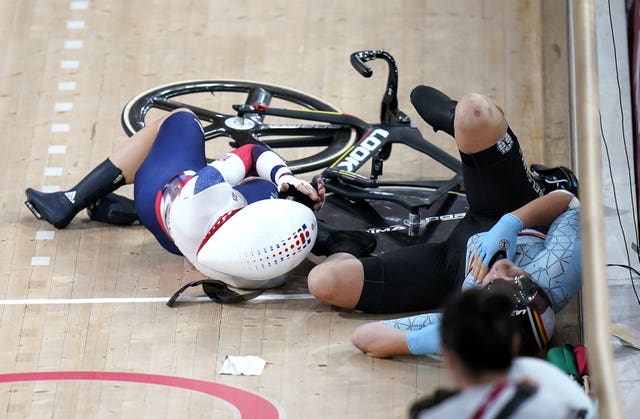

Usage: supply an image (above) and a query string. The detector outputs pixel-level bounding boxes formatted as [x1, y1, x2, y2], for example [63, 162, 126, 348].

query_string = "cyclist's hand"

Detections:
[312, 177, 325, 212]
[468, 213, 523, 282]
[279, 178, 324, 211]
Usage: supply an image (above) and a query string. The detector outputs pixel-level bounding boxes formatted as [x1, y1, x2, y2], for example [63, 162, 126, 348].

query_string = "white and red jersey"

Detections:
[155, 144, 307, 288]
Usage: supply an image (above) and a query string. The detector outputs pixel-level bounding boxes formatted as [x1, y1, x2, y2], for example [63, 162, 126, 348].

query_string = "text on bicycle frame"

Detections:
[335, 128, 389, 172]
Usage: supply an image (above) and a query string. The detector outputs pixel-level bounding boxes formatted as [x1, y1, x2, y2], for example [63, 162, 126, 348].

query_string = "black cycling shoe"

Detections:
[24, 188, 79, 229]
[312, 222, 377, 257]
[410, 85, 458, 138]
[311, 221, 334, 255]
[87, 193, 139, 226]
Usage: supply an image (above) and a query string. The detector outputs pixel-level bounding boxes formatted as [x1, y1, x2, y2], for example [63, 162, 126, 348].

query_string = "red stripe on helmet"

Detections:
[197, 208, 243, 255]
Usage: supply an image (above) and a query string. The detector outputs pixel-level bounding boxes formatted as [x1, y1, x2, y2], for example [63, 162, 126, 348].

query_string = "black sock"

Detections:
[64, 158, 127, 210]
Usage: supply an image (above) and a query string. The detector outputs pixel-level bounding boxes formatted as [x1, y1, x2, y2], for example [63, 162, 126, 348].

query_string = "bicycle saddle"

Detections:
[530, 164, 579, 197]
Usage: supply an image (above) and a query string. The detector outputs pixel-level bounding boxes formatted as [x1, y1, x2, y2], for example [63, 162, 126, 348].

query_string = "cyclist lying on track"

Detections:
[24, 109, 325, 289]
[307, 86, 581, 356]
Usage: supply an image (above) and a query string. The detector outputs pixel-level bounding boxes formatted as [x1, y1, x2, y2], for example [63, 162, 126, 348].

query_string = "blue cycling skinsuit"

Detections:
[134, 111, 308, 288]
[382, 191, 581, 355]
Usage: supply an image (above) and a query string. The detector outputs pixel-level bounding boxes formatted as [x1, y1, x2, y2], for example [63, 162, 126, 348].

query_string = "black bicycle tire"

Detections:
[120, 79, 358, 174]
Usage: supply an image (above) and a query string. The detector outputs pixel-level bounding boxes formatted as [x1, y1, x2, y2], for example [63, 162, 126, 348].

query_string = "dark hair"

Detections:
[440, 288, 515, 376]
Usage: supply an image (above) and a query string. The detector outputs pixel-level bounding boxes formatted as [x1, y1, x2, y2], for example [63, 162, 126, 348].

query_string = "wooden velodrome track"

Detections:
[0, 1, 577, 418]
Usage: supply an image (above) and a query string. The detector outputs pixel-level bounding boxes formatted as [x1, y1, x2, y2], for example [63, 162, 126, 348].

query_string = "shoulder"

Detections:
[515, 388, 593, 419]
[510, 358, 596, 417]
[511, 357, 589, 385]
[511, 357, 567, 377]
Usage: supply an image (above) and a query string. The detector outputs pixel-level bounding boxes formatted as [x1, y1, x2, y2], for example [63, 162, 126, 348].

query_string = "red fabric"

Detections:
[471, 381, 509, 419]
[572, 344, 590, 376]
[229, 144, 258, 175]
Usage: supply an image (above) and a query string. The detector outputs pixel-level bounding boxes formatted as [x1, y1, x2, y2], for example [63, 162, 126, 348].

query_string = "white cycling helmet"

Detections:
[196, 198, 317, 288]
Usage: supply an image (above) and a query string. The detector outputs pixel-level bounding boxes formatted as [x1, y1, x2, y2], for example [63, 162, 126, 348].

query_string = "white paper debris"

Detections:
[218, 355, 267, 376]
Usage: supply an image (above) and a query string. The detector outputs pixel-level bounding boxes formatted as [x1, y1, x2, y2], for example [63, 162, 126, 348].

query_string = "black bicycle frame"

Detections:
[328, 123, 462, 175]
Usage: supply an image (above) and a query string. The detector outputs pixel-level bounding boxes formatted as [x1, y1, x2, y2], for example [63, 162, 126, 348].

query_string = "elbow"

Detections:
[351, 326, 387, 358]
[351, 322, 408, 359]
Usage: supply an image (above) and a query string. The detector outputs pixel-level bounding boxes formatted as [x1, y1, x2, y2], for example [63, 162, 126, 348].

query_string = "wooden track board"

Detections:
[0, 1, 573, 418]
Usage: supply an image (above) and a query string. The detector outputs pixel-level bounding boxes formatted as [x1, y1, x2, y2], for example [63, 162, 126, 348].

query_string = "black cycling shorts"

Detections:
[355, 128, 543, 313]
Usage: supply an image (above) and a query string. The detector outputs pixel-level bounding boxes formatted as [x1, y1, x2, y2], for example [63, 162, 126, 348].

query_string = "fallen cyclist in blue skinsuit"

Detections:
[24, 109, 325, 290]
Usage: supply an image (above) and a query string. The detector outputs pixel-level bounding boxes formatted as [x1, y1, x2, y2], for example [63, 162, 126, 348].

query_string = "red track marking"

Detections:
[0, 371, 280, 419]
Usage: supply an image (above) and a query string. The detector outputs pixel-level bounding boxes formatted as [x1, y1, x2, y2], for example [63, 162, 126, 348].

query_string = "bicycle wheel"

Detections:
[121, 80, 358, 174]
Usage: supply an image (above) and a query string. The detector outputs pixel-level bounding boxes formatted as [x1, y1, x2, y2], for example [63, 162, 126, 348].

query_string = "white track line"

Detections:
[66, 20, 85, 29]
[55, 102, 73, 112]
[60, 60, 79, 69]
[64, 40, 83, 49]
[0, 294, 315, 305]
[48, 145, 67, 154]
[70, 1, 88, 10]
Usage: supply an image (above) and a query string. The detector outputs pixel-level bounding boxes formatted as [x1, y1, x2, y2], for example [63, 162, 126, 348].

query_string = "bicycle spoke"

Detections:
[201, 124, 228, 140]
[122, 80, 358, 173]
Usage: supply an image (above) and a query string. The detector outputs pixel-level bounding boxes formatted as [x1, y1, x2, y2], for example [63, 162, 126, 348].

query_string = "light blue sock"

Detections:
[406, 323, 442, 355]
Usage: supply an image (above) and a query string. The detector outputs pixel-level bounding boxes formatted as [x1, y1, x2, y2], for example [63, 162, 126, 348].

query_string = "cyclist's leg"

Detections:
[110, 109, 186, 181]
[454, 93, 543, 216]
[410, 86, 541, 215]
[23, 109, 180, 229]
[410, 85, 457, 137]
[233, 179, 277, 203]
[453, 93, 508, 154]
[354, 241, 455, 313]
[307, 253, 365, 309]
[308, 240, 455, 314]
[86, 109, 194, 226]
[134, 109, 207, 254]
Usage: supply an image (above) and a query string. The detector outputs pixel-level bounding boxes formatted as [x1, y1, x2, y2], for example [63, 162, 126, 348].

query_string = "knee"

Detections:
[164, 108, 196, 123]
[171, 107, 196, 116]
[455, 93, 499, 133]
[307, 257, 363, 308]
[307, 263, 341, 303]
[454, 93, 508, 153]
[155, 108, 197, 131]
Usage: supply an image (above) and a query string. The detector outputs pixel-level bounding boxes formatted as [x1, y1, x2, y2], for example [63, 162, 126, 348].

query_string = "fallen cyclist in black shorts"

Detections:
[308, 86, 581, 357]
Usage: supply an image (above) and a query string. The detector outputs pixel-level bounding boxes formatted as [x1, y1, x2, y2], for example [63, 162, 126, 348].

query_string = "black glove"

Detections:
[277, 183, 318, 210]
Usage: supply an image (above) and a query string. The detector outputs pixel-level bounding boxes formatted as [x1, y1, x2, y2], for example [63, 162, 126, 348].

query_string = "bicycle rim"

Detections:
[121, 79, 357, 174]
